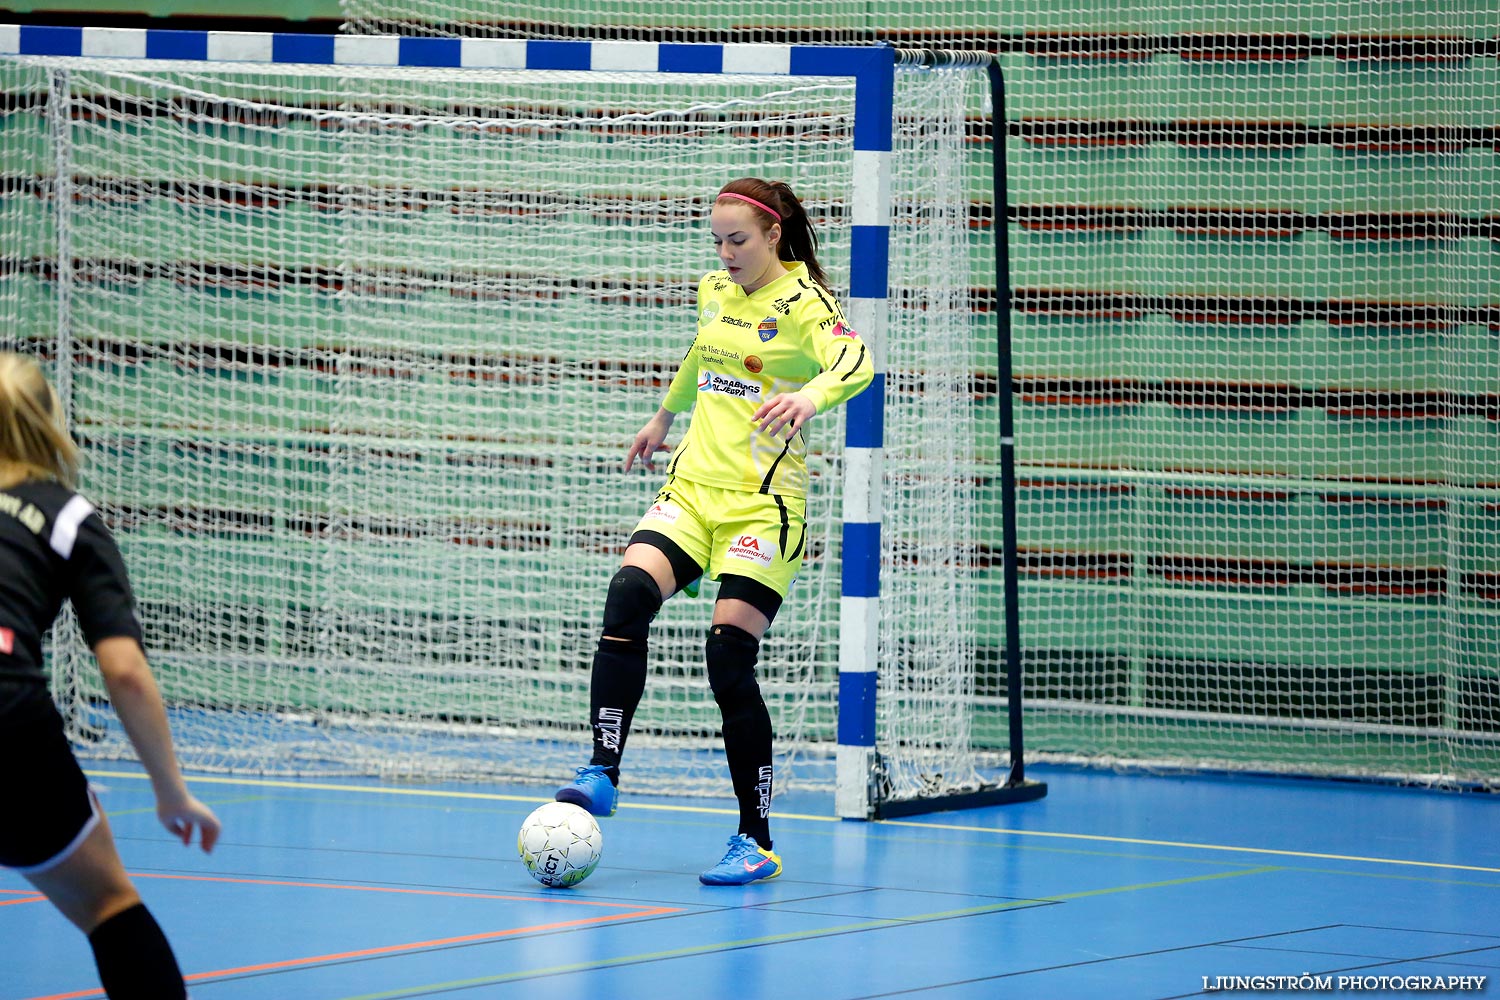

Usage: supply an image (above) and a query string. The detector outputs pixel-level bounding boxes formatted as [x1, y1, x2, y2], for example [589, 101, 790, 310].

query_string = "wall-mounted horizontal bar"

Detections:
[1012, 121, 1500, 152]
[1011, 206, 1500, 242]
[1013, 290, 1500, 329]
[1010, 378, 1500, 418]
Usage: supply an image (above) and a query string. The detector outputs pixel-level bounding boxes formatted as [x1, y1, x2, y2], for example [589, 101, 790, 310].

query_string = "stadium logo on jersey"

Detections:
[0, 626, 11, 655]
[758, 317, 778, 342]
[725, 535, 775, 569]
[831, 321, 859, 339]
[721, 316, 754, 330]
[698, 372, 763, 401]
[699, 301, 720, 328]
[743, 355, 764, 374]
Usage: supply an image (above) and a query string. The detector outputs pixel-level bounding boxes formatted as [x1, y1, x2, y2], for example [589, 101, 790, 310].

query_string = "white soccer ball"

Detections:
[517, 801, 603, 888]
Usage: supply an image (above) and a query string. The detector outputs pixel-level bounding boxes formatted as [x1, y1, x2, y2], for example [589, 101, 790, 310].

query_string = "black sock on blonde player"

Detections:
[89, 903, 187, 1000]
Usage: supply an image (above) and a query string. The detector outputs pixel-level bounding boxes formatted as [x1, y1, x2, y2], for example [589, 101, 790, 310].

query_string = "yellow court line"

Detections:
[85, 768, 749, 815]
[86, 769, 1500, 875]
[878, 818, 1500, 875]
[1044, 865, 1282, 901]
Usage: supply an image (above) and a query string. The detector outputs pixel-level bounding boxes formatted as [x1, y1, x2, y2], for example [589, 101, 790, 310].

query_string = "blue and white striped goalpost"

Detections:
[0, 26, 1041, 818]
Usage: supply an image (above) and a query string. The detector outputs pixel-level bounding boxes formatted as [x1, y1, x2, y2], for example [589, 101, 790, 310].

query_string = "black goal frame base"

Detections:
[873, 778, 1049, 820]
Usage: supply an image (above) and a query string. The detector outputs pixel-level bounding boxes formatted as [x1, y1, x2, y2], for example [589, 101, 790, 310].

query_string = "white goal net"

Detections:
[332, 0, 1500, 793]
[1, 51, 994, 799]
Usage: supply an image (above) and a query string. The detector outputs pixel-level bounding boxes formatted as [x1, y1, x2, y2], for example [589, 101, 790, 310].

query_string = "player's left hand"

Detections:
[752, 391, 816, 440]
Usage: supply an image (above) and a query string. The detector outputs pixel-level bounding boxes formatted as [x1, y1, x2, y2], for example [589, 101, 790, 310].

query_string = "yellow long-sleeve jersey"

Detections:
[660, 262, 873, 499]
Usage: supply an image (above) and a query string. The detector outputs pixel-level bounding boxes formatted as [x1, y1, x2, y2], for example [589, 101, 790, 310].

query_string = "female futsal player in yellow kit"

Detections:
[556, 177, 873, 884]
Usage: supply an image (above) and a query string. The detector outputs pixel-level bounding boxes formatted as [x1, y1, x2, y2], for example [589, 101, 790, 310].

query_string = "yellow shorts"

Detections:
[632, 476, 806, 598]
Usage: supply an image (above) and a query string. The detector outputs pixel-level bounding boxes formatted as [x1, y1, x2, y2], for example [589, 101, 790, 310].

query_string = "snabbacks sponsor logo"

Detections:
[724, 534, 774, 568]
[698, 372, 763, 402]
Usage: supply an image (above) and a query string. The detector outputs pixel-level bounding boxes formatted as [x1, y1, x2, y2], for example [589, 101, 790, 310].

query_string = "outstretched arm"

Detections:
[625, 407, 677, 472]
[93, 636, 221, 852]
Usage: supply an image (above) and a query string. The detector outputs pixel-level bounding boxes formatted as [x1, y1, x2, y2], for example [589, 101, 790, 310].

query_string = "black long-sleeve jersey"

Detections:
[0, 479, 142, 686]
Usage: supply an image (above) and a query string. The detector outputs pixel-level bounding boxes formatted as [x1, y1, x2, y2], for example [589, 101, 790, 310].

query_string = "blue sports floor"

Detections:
[4, 763, 1497, 999]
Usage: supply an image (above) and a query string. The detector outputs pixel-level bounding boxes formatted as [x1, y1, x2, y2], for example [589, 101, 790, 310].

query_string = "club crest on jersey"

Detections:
[724, 535, 775, 568]
[697, 372, 763, 402]
[758, 317, 778, 342]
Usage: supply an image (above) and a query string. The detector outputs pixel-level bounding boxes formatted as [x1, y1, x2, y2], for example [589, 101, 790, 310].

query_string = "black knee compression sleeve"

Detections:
[589, 566, 664, 774]
[601, 565, 663, 646]
[88, 902, 186, 1000]
[706, 624, 774, 848]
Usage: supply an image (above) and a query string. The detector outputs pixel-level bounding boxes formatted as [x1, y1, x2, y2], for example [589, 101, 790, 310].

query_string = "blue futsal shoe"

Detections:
[699, 834, 782, 886]
[555, 764, 618, 818]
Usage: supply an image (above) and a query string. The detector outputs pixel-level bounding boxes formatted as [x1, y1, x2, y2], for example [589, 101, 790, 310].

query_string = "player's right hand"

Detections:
[157, 792, 222, 853]
[624, 410, 675, 472]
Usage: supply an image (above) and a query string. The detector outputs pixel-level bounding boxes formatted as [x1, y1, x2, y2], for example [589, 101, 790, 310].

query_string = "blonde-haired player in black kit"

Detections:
[0, 352, 219, 998]
[556, 178, 873, 885]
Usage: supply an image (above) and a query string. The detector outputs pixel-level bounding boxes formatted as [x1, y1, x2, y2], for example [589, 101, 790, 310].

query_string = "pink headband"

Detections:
[716, 191, 781, 222]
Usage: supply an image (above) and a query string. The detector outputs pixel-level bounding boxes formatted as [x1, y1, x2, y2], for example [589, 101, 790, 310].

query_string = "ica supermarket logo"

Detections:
[725, 535, 774, 568]
[699, 301, 720, 328]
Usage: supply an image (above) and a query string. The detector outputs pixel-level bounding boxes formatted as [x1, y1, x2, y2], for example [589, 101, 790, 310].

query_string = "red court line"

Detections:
[134, 872, 653, 909]
[1, 889, 46, 907]
[26, 873, 681, 1000]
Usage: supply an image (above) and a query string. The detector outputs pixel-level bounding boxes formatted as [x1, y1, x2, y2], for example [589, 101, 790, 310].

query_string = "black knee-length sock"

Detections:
[588, 637, 649, 780]
[88, 902, 186, 1000]
[707, 624, 774, 849]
